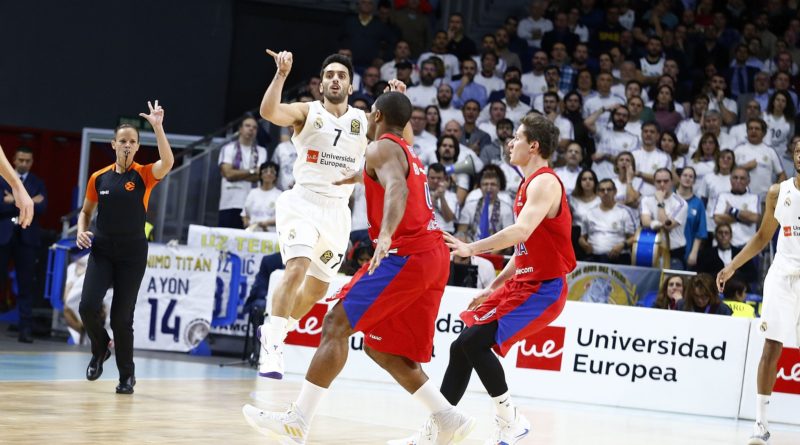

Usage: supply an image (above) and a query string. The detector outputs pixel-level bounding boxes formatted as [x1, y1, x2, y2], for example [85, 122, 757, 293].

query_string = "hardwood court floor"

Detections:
[2, 343, 800, 444]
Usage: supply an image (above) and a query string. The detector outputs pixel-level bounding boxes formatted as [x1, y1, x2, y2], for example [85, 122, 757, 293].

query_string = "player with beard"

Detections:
[255, 50, 411, 380]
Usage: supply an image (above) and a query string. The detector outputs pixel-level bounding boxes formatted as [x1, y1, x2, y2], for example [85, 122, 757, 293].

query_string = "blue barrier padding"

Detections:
[212, 253, 242, 327]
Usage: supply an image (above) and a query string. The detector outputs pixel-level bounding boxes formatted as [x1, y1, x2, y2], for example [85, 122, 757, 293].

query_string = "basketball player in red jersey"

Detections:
[434, 113, 576, 445]
[243, 91, 475, 444]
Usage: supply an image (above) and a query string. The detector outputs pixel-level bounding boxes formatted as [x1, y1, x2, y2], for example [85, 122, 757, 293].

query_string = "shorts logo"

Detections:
[760, 321, 768, 332]
[516, 325, 566, 372]
[476, 308, 497, 322]
[307, 150, 320, 163]
[320, 250, 334, 264]
[313, 116, 323, 129]
[350, 119, 361, 135]
[773, 347, 800, 395]
[285, 303, 327, 348]
[368, 333, 382, 341]
[124, 181, 136, 191]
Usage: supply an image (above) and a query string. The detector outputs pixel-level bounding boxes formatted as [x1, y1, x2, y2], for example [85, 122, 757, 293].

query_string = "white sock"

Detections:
[295, 379, 328, 421]
[268, 316, 289, 345]
[492, 391, 516, 422]
[756, 394, 770, 427]
[412, 380, 452, 415]
[287, 316, 299, 332]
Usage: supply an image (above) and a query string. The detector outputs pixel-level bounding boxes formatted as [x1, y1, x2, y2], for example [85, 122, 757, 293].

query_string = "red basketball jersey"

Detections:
[364, 133, 442, 255]
[512, 167, 576, 281]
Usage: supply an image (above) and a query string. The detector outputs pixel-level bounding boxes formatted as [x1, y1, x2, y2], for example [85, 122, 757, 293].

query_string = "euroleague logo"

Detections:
[124, 181, 136, 191]
[285, 302, 327, 348]
[516, 325, 566, 372]
[773, 347, 800, 395]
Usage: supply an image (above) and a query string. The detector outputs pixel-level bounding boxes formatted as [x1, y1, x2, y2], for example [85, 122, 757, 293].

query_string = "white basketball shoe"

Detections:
[242, 403, 308, 444]
[387, 407, 476, 445]
[747, 421, 770, 444]
[257, 325, 284, 379]
[483, 408, 531, 445]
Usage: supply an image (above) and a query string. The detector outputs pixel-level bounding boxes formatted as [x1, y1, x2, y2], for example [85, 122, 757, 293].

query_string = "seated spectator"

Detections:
[687, 111, 736, 157]
[424, 104, 441, 139]
[406, 59, 440, 108]
[705, 74, 738, 126]
[494, 27, 522, 72]
[380, 40, 418, 82]
[481, 118, 513, 167]
[419, 31, 460, 80]
[517, 0, 553, 49]
[271, 127, 296, 191]
[641, 168, 688, 269]
[623, 95, 646, 140]
[487, 67, 531, 105]
[611, 151, 642, 212]
[651, 274, 685, 310]
[445, 12, 477, 61]
[460, 99, 492, 156]
[408, 107, 438, 165]
[569, 169, 601, 233]
[521, 50, 548, 98]
[583, 72, 626, 130]
[530, 65, 567, 112]
[456, 166, 514, 244]
[713, 167, 760, 249]
[442, 119, 485, 172]
[481, 79, 531, 127]
[674, 95, 709, 152]
[242, 162, 282, 232]
[699, 149, 735, 237]
[689, 132, 720, 188]
[473, 51, 505, 94]
[633, 122, 673, 197]
[734, 117, 787, 199]
[696, 223, 758, 284]
[218, 115, 268, 229]
[677, 274, 733, 315]
[586, 104, 639, 180]
[659, 130, 687, 176]
[541, 11, 579, 55]
[561, 91, 594, 163]
[721, 278, 756, 318]
[477, 100, 507, 142]
[578, 179, 636, 265]
[436, 84, 464, 128]
[728, 99, 762, 147]
[541, 92, 573, 155]
[450, 59, 488, 109]
[675, 166, 706, 269]
[554, 142, 583, 194]
[426, 163, 458, 234]
[650, 85, 682, 133]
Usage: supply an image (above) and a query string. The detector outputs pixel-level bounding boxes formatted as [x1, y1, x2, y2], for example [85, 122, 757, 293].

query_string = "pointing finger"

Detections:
[266, 49, 278, 58]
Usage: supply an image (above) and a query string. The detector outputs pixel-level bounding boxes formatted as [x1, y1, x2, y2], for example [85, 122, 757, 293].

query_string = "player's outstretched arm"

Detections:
[260, 49, 308, 128]
[717, 183, 780, 291]
[366, 140, 409, 274]
[445, 173, 561, 256]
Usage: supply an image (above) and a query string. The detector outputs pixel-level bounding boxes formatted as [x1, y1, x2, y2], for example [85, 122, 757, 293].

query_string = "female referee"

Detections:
[77, 100, 173, 394]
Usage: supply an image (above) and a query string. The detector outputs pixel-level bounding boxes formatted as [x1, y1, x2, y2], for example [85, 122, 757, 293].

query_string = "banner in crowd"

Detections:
[270, 270, 751, 418]
[567, 261, 669, 306]
[64, 244, 218, 352]
[739, 320, 800, 425]
[187, 224, 280, 336]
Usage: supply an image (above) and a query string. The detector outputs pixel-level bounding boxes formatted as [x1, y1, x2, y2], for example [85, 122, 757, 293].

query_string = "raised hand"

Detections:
[267, 49, 293, 77]
[385, 79, 407, 94]
[139, 100, 165, 128]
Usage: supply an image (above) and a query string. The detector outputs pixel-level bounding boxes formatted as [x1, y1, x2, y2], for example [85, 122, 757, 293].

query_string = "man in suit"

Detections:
[696, 223, 757, 285]
[735, 72, 771, 123]
[0, 147, 47, 343]
[728, 44, 761, 99]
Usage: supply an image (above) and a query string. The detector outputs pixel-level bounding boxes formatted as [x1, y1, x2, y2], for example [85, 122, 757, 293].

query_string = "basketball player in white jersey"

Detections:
[257, 50, 411, 379]
[718, 140, 800, 445]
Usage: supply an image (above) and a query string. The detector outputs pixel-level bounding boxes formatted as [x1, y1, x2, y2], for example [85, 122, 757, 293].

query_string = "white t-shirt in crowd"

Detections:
[241, 187, 282, 230]
[763, 112, 793, 152]
[583, 204, 637, 255]
[271, 140, 297, 191]
[632, 147, 672, 197]
[699, 172, 731, 233]
[554, 165, 581, 195]
[351, 182, 368, 232]
[734, 141, 785, 197]
[406, 84, 439, 108]
[569, 195, 601, 230]
[675, 118, 702, 146]
[521, 71, 547, 97]
[418, 51, 460, 80]
[641, 193, 688, 249]
[593, 128, 640, 180]
[218, 141, 268, 210]
[713, 191, 759, 247]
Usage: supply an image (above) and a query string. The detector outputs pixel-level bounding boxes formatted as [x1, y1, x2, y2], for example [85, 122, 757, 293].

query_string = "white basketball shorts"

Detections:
[760, 266, 800, 345]
[275, 184, 352, 283]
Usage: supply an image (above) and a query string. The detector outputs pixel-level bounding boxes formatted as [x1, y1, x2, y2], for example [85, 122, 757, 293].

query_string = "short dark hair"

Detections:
[496, 118, 514, 129]
[375, 92, 412, 128]
[598, 178, 616, 191]
[519, 113, 558, 159]
[479, 164, 507, 190]
[320, 53, 354, 85]
[505, 78, 522, 89]
[15, 146, 33, 155]
[428, 162, 446, 175]
[259, 161, 279, 177]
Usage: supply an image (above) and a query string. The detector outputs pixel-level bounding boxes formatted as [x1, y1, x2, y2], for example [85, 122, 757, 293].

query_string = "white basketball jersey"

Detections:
[773, 179, 800, 273]
[291, 101, 369, 199]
